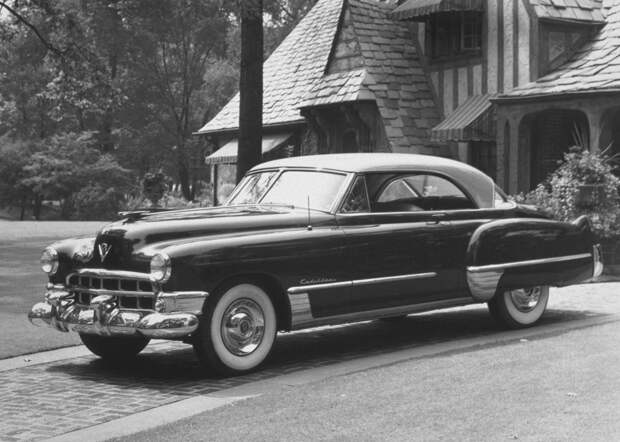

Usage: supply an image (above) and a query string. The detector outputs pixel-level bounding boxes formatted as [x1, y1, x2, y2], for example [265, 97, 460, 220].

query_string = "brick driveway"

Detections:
[1, 284, 618, 441]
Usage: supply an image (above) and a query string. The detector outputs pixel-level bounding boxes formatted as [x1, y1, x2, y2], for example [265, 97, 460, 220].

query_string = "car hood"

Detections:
[92, 205, 334, 271]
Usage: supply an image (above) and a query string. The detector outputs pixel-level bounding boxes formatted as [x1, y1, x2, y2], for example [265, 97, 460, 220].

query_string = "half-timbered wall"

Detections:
[416, 0, 533, 118]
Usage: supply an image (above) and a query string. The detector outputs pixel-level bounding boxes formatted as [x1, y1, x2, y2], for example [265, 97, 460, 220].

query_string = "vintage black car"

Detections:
[29, 153, 603, 375]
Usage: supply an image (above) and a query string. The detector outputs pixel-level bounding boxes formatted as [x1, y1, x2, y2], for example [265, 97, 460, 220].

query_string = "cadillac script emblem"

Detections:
[98, 243, 112, 262]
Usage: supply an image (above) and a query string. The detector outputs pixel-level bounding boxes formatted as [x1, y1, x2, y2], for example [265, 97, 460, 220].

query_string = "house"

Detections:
[196, 0, 618, 200]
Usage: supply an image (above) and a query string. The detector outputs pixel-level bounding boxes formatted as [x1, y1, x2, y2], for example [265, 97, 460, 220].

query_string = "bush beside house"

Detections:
[517, 147, 620, 275]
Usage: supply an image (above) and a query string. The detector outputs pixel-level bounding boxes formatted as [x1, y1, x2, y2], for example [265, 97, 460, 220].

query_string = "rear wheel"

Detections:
[79, 334, 150, 360]
[488, 286, 549, 329]
[193, 282, 277, 376]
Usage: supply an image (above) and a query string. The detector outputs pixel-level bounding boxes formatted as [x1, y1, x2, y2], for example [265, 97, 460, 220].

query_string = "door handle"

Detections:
[427, 213, 447, 225]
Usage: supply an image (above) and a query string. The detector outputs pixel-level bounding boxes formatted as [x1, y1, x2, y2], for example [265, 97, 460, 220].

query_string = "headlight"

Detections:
[40, 247, 59, 275]
[150, 252, 172, 283]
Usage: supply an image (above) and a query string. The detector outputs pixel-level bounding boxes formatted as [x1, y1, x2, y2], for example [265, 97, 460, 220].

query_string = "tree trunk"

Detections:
[19, 196, 26, 221]
[236, 0, 263, 184]
[33, 195, 42, 220]
[177, 144, 192, 200]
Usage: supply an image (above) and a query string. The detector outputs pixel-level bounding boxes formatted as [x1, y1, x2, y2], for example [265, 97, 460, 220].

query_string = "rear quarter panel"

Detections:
[466, 218, 595, 301]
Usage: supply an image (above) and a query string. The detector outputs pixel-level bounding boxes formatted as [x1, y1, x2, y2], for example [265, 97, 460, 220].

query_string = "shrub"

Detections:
[521, 147, 620, 240]
[73, 184, 128, 220]
[141, 171, 171, 207]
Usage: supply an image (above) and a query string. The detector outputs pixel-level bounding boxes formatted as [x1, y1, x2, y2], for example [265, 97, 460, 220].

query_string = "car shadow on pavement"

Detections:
[45, 307, 610, 392]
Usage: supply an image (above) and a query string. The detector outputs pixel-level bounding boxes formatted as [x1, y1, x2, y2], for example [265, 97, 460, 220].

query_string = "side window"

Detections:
[404, 175, 465, 198]
[340, 176, 370, 213]
[377, 179, 419, 203]
[373, 174, 474, 212]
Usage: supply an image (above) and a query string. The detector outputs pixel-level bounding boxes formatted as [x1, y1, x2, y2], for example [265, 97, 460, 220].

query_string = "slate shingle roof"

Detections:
[196, 0, 344, 134]
[500, 1, 620, 99]
[299, 69, 376, 108]
[528, 0, 606, 23]
[345, 0, 441, 151]
[199, 0, 440, 152]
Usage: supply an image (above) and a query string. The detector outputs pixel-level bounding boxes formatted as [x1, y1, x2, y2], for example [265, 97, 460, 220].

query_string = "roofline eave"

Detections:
[193, 119, 307, 136]
[493, 88, 620, 105]
[537, 17, 606, 26]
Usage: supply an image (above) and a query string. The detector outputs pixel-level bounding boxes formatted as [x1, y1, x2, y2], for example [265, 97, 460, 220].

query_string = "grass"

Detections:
[0, 220, 106, 359]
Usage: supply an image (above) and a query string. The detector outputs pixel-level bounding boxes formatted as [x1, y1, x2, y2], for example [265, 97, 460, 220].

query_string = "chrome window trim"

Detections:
[336, 201, 518, 218]
[336, 174, 371, 214]
[288, 272, 437, 294]
[226, 167, 353, 215]
[467, 253, 592, 273]
[371, 171, 479, 209]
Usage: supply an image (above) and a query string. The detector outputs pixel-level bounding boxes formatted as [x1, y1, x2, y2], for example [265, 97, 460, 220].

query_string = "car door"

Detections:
[336, 173, 466, 314]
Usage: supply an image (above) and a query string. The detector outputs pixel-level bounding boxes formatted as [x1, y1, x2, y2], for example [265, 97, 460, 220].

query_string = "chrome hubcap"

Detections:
[509, 287, 542, 313]
[220, 298, 265, 356]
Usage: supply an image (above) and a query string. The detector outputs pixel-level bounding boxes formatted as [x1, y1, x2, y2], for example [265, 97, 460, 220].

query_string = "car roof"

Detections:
[251, 153, 497, 209]
[253, 153, 469, 173]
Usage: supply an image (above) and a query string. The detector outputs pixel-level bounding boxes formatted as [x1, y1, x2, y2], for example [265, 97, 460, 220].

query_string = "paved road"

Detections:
[0, 283, 618, 441]
[0, 221, 105, 357]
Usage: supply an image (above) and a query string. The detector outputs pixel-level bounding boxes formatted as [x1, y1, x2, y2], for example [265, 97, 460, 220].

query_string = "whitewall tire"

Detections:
[193, 282, 277, 376]
[488, 286, 549, 329]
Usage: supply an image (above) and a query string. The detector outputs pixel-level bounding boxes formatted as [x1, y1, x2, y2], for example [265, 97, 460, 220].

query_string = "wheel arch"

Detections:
[209, 273, 292, 332]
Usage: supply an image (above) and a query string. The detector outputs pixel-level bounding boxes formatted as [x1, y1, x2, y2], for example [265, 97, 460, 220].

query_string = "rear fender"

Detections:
[466, 217, 598, 301]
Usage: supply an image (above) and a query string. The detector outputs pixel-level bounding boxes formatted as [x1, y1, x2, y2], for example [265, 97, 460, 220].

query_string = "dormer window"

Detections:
[427, 12, 482, 59]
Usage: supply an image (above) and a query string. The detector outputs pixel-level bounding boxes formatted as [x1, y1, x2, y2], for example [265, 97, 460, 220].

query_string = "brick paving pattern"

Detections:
[1, 284, 618, 441]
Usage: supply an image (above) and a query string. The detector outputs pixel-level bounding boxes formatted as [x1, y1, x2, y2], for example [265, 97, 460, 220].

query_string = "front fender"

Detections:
[157, 226, 347, 293]
[465, 218, 596, 301]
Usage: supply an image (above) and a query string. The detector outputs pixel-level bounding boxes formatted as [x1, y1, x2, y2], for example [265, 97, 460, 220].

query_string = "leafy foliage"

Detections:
[0, 0, 316, 218]
[519, 147, 620, 239]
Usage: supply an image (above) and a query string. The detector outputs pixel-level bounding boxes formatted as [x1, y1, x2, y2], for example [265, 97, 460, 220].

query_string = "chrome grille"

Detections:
[67, 271, 155, 311]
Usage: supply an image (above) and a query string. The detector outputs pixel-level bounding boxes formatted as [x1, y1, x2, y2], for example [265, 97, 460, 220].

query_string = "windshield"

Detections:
[227, 169, 347, 212]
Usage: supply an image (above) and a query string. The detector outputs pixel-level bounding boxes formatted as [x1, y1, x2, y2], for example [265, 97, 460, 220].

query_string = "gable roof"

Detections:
[342, 0, 441, 151]
[529, 0, 606, 23]
[196, 0, 344, 135]
[499, 1, 620, 100]
[198, 0, 440, 152]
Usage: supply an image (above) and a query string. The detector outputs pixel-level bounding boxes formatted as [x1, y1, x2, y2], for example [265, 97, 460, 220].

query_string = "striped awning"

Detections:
[431, 94, 496, 142]
[391, 0, 485, 20]
[205, 133, 293, 165]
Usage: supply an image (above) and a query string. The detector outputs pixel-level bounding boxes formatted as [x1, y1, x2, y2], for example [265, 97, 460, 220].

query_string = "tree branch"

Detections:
[0, 1, 63, 55]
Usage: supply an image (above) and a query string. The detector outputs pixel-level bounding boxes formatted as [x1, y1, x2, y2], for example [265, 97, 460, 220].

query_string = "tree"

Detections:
[237, 0, 263, 183]
[117, 0, 230, 199]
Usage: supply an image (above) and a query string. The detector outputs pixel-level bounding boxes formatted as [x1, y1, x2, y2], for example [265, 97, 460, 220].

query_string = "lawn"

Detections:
[0, 220, 107, 359]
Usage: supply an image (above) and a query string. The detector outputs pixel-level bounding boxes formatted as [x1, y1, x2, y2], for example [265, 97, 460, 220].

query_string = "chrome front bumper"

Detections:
[28, 284, 208, 339]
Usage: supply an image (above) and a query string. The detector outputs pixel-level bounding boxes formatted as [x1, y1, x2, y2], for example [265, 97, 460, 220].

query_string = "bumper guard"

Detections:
[28, 284, 207, 339]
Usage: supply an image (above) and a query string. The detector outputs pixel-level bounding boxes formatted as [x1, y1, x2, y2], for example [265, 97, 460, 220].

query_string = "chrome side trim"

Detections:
[287, 272, 437, 294]
[156, 291, 208, 314]
[287, 296, 473, 330]
[467, 253, 592, 273]
[75, 268, 152, 281]
[353, 272, 437, 287]
[288, 293, 314, 329]
[467, 270, 503, 302]
[288, 280, 351, 294]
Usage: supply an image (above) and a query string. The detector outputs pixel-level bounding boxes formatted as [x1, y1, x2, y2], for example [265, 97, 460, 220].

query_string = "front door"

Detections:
[336, 173, 481, 314]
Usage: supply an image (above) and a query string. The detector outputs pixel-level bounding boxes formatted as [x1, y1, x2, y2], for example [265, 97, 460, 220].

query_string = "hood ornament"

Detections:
[98, 243, 112, 262]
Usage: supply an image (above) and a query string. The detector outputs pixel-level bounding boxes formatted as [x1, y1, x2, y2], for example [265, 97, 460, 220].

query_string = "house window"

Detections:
[428, 12, 482, 59]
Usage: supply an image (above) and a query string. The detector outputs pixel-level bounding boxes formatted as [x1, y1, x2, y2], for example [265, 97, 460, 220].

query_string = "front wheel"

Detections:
[488, 286, 549, 329]
[193, 282, 277, 376]
[79, 334, 150, 360]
